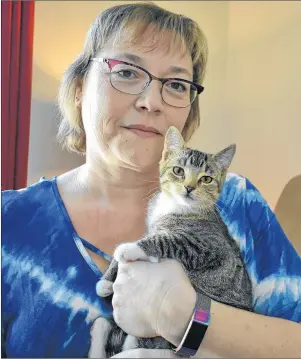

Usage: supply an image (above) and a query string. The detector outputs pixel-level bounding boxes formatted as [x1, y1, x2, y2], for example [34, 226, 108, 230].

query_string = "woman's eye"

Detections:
[116, 70, 137, 79]
[173, 166, 184, 176]
[168, 81, 187, 93]
[199, 176, 213, 184]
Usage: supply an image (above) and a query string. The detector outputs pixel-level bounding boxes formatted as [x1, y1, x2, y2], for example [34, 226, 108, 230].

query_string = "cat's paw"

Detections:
[114, 242, 158, 264]
[89, 317, 112, 358]
[96, 279, 113, 297]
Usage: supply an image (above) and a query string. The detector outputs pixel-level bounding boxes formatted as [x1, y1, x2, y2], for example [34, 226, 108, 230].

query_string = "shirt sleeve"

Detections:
[1, 191, 15, 358]
[244, 178, 301, 323]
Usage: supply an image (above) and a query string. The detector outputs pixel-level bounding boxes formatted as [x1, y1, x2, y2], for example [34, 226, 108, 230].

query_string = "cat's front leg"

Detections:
[89, 317, 112, 358]
[114, 240, 159, 264]
[96, 259, 118, 297]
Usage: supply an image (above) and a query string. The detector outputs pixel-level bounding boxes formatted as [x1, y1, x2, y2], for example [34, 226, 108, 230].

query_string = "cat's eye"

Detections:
[173, 166, 184, 177]
[199, 176, 213, 184]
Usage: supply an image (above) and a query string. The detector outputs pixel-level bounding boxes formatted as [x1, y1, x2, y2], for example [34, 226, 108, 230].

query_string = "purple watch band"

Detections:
[174, 293, 211, 357]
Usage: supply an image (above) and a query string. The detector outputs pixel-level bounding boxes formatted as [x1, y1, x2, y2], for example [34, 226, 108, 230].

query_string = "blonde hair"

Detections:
[58, 2, 208, 154]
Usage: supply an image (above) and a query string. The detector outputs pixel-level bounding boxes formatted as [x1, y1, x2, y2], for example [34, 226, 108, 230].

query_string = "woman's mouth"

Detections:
[122, 125, 161, 138]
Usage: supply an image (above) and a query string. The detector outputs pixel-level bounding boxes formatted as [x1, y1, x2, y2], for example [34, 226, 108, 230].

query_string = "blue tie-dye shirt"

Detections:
[2, 175, 301, 358]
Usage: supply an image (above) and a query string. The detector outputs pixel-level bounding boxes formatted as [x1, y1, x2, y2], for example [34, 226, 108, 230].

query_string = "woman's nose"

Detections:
[135, 81, 165, 113]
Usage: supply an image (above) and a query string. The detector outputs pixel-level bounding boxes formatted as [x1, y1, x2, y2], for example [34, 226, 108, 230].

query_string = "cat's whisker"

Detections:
[213, 200, 223, 210]
[143, 188, 160, 201]
[143, 193, 159, 201]
[142, 179, 160, 184]
[144, 187, 160, 197]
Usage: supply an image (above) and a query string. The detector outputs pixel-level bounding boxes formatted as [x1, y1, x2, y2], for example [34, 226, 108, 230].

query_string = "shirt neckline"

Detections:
[49, 176, 112, 278]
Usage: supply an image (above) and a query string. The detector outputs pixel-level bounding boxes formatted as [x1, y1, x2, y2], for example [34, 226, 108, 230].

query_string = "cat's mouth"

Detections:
[180, 192, 198, 205]
[184, 193, 194, 200]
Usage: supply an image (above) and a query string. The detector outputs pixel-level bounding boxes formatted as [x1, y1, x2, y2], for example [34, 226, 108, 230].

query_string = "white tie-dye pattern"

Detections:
[247, 261, 260, 292]
[245, 187, 272, 222]
[221, 175, 245, 206]
[222, 173, 246, 205]
[2, 248, 102, 324]
[223, 220, 246, 253]
[226, 172, 245, 186]
[219, 174, 247, 254]
[253, 275, 301, 310]
[66, 266, 78, 279]
[221, 173, 301, 317]
[279, 251, 288, 276]
[63, 333, 76, 349]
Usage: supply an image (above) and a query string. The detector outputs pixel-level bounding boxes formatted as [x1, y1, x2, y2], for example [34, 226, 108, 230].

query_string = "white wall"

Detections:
[29, 1, 301, 209]
[223, 1, 301, 209]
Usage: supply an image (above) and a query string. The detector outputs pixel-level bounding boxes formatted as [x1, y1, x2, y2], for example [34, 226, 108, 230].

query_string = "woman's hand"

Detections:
[112, 259, 196, 346]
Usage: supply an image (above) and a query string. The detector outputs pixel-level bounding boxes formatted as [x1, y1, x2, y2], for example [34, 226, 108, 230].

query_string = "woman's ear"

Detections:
[75, 86, 83, 107]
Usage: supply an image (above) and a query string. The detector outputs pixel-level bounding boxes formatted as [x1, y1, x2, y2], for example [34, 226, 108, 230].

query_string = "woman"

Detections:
[2, 3, 300, 358]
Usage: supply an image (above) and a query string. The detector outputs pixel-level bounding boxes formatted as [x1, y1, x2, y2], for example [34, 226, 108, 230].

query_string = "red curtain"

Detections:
[1, 0, 35, 190]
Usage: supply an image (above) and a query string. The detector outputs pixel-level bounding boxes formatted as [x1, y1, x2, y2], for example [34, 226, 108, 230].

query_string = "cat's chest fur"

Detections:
[147, 191, 197, 227]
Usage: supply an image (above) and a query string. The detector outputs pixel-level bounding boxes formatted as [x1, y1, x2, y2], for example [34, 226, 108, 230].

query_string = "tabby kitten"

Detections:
[89, 127, 253, 358]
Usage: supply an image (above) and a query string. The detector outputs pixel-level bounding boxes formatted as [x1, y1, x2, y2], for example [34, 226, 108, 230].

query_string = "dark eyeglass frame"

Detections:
[90, 57, 205, 108]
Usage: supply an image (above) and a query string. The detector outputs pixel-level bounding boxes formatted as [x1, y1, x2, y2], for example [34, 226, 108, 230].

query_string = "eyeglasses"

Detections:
[90, 58, 204, 108]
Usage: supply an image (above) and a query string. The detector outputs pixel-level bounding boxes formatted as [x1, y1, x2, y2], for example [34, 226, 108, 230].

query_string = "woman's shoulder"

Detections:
[219, 173, 289, 244]
[219, 172, 272, 214]
[1, 177, 56, 221]
[2, 177, 56, 213]
[221, 172, 260, 197]
[218, 172, 263, 211]
[218, 172, 296, 256]
[219, 172, 246, 203]
[217, 173, 263, 253]
[2, 177, 65, 243]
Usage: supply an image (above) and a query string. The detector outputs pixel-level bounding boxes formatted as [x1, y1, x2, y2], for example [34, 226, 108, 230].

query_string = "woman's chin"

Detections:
[125, 158, 160, 172]
[111, 145, 161, 170]
[116, 153, 160, 172]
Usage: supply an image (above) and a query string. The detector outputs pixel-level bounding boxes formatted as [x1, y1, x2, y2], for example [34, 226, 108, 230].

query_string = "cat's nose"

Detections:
[185, 186, 195, 194]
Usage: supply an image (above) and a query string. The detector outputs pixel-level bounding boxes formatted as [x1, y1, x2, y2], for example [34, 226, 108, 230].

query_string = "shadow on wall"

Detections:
[28, 64, 85, 185]
[275, 174, 301, 256]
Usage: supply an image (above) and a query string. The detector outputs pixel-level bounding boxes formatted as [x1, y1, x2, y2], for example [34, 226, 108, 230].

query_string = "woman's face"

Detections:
[78, 29, 193, 172]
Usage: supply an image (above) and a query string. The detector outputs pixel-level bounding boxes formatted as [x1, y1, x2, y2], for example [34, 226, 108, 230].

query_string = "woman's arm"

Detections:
[159, 294, 301, 358]
[199, 300, 301, 358]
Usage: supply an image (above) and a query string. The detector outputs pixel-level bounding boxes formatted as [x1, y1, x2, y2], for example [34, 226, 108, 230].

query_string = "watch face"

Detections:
[184, 317, 209, 352]
[195, 308, 210, 325]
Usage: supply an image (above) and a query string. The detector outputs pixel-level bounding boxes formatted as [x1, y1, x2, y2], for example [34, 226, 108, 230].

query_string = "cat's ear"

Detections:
[213, 144, 236, 172]
[161, 126, 185, 162]
[162, 126, 185, 158]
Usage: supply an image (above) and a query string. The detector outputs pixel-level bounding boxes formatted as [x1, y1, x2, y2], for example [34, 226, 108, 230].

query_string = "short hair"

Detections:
[57, 2, 208, 154]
